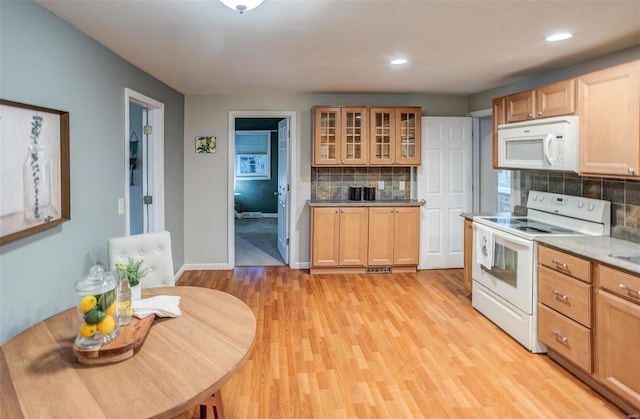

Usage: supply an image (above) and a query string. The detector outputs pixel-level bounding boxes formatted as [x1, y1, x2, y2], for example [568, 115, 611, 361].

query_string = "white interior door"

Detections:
[277, 118, 289, 263]
[418, 116, 472, 269]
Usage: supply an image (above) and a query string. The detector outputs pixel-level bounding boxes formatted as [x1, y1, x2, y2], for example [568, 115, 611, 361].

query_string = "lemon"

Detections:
[97, 315, 115, 335]
[78, 295, 97, 313]
[79, 322, 97, 338]
[105, 301, 116, 315]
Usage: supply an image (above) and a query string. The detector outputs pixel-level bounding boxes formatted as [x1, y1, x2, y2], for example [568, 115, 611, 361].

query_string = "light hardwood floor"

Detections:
[175, 268, 624, 419]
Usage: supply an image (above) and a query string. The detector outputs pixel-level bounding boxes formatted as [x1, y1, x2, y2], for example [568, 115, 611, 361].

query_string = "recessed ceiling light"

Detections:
[390, 58, 408, 65]
[545, 32, 573, 42]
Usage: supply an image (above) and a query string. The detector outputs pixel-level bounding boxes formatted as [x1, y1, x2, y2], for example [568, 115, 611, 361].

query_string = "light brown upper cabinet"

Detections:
[578, 60, 640, 178]
[313, 106, 368, 166]
[505, 79, 576, 123]
[369, 107, 421, 166]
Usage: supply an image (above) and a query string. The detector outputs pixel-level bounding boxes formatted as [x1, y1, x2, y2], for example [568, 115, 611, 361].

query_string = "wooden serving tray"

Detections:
[73, 315, 155, 365]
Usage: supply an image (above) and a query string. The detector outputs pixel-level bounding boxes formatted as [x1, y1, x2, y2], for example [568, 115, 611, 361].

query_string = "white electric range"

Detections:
[471, 191, 611, 352]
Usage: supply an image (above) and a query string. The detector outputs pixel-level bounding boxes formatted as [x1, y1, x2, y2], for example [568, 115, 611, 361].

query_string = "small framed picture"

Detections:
[195, 136, 216, 153]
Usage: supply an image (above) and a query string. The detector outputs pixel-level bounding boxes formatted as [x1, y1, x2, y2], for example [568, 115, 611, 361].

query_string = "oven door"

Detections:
[472, 223, 534, 314]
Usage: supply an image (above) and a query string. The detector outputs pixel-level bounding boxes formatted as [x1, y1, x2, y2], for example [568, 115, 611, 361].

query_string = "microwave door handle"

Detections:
[543, 134, 554, 165]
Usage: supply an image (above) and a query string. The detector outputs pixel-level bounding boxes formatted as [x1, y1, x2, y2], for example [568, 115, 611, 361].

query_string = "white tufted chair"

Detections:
[108, 231, 175, 288]
[108, 231, 223, 418]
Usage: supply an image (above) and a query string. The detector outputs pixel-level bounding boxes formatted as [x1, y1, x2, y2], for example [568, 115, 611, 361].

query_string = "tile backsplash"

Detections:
[516, 170, 640, 242]
[311, 167, 415, 201]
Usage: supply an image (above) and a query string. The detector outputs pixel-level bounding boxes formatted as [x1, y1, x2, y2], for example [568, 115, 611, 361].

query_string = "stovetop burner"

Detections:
[474, 191, 611, 240]
[479, 216, 578, 236]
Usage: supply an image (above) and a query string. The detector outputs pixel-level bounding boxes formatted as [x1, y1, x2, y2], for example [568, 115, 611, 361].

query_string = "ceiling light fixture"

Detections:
[545, 32, 573, 42]
[390, 58, 408, 65]
[220, 0, 264, 14]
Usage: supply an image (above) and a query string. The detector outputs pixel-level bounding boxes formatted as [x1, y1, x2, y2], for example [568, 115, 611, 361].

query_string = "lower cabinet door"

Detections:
[393, 207, 420, 265]
[597, 289, 640, 410]
[368, 207, 395, 266]
[338, 207, 368, 266]
[311, 208, 340, 267]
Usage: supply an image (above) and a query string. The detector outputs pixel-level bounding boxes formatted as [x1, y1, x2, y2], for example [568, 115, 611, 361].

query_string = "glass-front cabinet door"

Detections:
[395, 107, 421, 165]
[313, 106, 341, 165]
[369, 107, 396, 165]
[341, 107, 367, 165]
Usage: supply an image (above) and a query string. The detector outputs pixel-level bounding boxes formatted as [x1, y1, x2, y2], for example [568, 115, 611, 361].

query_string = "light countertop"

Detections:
[308, 199, 425, 207]
[536, 235, 640, 276]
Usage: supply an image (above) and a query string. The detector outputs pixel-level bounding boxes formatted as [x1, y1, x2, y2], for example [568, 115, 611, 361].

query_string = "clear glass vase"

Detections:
[23, 143, 51, 223]
[74, 270, 121, 349]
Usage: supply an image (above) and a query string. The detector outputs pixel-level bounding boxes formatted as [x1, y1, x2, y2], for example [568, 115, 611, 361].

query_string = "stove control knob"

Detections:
[532, 195, 538, 201]
[587, 203, 595, 211]
[576, 200, 584, 209]
[538, 194, 544, 202]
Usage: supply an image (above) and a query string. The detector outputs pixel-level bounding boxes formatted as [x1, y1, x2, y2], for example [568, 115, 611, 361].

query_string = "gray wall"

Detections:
[0, 1, 185, 344]
[184, 94, 468, 269]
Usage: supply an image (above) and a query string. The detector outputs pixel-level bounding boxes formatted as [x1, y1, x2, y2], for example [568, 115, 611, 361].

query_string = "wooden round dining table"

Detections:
[0, 286, 256, 418]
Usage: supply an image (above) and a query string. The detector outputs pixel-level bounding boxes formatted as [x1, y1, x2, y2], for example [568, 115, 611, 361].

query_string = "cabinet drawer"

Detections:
[538, 245, 591, 282]
[539, 265, 591, 327]
[538, 303, 592, 373]
[599, 265, 640, 302]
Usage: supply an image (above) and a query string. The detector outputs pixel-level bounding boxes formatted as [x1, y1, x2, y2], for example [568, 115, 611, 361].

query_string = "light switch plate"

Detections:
[118, 198, 124, 215]
[399, 181, 405, 191]
[378, 180, 384, 190]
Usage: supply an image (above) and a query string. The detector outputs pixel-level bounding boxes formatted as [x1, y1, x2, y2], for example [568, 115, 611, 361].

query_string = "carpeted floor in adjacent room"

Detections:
[235, 217, 284, 267]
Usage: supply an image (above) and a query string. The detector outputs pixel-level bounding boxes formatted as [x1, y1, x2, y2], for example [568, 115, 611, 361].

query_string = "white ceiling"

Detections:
[36, 0, 640, 96]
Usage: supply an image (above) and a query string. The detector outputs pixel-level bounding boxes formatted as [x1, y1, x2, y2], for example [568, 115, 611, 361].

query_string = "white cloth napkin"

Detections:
[475, 224, 494, 270]
[132, 295, 182, 319]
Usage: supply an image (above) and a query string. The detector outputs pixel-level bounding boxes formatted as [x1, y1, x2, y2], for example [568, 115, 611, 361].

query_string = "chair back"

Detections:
[108, 231, 175, 288]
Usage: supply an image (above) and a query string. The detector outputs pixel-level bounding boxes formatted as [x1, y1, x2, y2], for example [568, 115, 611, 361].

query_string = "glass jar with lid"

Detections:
[74, 266, 121, 348]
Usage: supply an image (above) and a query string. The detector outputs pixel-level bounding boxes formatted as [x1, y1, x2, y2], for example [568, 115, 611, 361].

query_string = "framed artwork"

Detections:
[0, 99, 70, 245]
[195, 136, 216, 153]
[236, 154, 270, 179]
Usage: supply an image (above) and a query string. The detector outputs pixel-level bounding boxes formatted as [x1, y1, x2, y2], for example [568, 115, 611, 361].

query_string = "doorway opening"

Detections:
[228, 111, 296, 267]
[124, 88, 165, 236]
[473, 113, 512, 213]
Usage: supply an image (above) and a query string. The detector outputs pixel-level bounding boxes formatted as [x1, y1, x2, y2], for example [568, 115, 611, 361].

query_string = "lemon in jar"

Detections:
[97, 315, 115, 335]
[79, 322, 97, 337]
[78, 295, 97, 313]
[105, 301, 116, 315]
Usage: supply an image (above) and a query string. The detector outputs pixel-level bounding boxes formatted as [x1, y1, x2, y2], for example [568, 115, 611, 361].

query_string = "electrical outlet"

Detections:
[118, 198, 124, 215]
[399, 181, 405, 191]
[378, 180, 384, 190]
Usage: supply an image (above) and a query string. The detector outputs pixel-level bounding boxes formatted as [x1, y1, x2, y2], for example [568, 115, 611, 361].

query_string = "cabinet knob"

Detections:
[527, 113, 533, 118]
[538, 111, 543, 115]
[629, 167, 635, 175]
[395, 209, 399, 213]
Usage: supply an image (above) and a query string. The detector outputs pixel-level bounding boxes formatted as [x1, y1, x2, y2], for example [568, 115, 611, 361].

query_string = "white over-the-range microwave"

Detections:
[497, 116, 579, 172]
